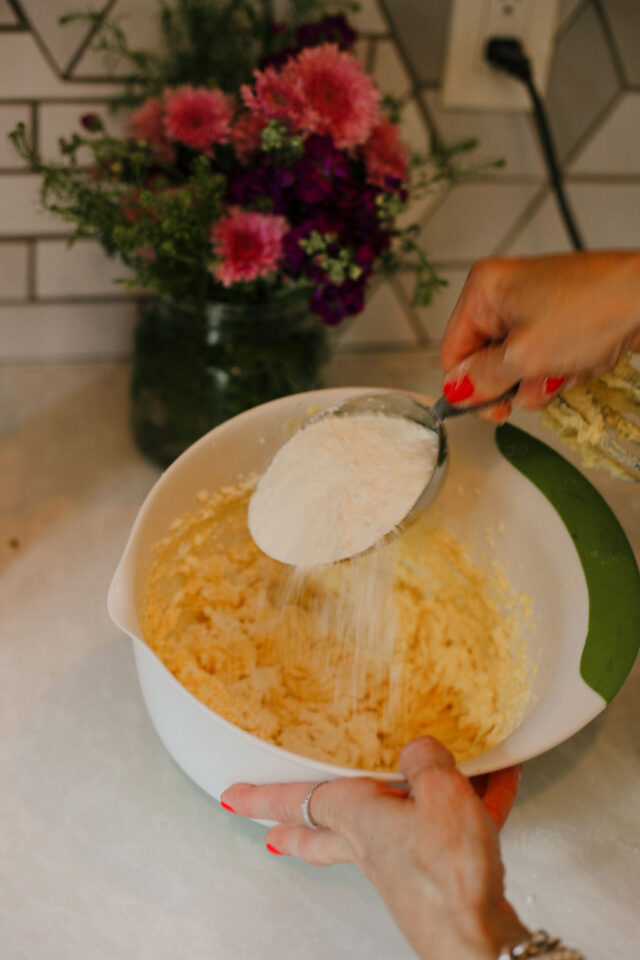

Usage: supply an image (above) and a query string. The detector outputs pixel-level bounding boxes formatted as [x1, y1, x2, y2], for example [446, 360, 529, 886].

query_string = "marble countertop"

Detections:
[2, 355, 639, 960]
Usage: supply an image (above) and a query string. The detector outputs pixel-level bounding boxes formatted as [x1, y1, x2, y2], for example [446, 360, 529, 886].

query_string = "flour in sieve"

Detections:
[249, 412, 440, 566]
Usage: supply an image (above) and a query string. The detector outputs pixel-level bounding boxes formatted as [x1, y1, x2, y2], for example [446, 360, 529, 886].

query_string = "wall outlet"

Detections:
[441, 0, 559, 111]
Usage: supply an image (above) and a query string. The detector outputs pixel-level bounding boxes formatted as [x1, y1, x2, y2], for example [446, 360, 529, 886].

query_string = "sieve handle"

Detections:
[431, 384, 520, 422]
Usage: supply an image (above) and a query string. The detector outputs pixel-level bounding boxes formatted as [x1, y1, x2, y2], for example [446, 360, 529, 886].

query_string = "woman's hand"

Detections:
[221, 737, 528, 960]
[441, 252, 640, 422]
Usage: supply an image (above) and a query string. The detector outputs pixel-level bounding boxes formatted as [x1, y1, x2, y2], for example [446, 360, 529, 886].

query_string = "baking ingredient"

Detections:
[249, 412, 440, 565]
[141, 479, 532, 771]
[542, 355, 640, 480]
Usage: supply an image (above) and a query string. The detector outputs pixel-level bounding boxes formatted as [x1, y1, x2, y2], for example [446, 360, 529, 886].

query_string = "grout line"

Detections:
[0, 351, 134, 365]
[388, 273, 426, 344]
[13, 6, 66, 81]
[333, 341, 433, 357]
[5, 0, 26, 27]
[417, 260, 474, 272]
[63, 0, 119, 79]
[566, 173, 640, 184]
[0, 233, 72, 243]
[492, 187, 549, 256]
[0, 23, 26, 32]
[375, 0, 445, 155]
[390, 274, 437, 348]
[30, 99, 38, 154]
[563, 87, 623, 168]
[412, 180, 453, 233]
[0, 97, 125, 105]
[26, 237, 35, 300]
[365, 36, 376, 75]
[555, 0, 590, 41]
[62, 73, 138, 84]
[0, 356, 132, 369]
[592, 0, 630, 90]
[0, 294, 145, 306]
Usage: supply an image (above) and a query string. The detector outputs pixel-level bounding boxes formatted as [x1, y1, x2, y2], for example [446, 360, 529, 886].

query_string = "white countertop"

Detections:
[2, 355, 639, 960]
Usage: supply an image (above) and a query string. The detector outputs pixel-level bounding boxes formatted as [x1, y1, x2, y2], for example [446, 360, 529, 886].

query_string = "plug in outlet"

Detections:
[441, 0, 559, 110]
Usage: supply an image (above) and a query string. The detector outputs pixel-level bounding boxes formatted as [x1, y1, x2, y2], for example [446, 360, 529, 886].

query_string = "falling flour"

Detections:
[249, 411, 440, 566]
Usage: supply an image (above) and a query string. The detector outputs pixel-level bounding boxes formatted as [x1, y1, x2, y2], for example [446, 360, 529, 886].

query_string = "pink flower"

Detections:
[231, 112, 267, 161]
[164, 86, 233, 156]
[363, 118, 409, 186]
[288, 43, 380, 148]
[244, 44, 380, 150]
[241, 67, 307, 129]
[210, 207, 288, 286]
[127, 96, 174, 162]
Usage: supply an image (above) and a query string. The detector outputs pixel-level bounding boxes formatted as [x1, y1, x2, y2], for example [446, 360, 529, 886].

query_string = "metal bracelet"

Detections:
[498, 929, 585, 960]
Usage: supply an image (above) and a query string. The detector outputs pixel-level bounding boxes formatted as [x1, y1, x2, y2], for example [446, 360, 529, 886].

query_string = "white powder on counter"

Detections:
[249, 411, 440, 566]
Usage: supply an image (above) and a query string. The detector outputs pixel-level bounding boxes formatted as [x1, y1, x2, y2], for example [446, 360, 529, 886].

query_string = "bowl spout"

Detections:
[107, 541, 142, 640]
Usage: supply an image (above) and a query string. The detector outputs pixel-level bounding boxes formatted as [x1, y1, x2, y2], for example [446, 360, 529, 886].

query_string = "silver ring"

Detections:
[301, 780, 327, 830]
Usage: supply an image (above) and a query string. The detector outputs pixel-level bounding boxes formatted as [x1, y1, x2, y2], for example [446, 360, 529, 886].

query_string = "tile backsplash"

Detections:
[1, 0, 638, 363]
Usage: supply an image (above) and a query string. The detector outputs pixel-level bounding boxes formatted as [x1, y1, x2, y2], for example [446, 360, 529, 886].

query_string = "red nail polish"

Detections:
[544, 377, 565, 394]
[443, 375, 474, 403]
[220, 801, 236, 813]
[266, 843, 282, 855]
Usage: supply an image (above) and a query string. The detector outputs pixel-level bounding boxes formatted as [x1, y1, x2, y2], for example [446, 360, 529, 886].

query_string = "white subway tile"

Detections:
[0, 35, 124, 100]
[0, 0, 18, 26]
[570, 93, 640, 176]
[566, 183, 640, 248]
[398, 267, 469, 344]
[0, 174, 70, 236]
[423, 90, 546, 179]
[373, 38, 412, 100]
[335, 280, 417, 347]
[72, 0, 165, 78]
[558, 0, 586, 31]
[503, 193, 573, 256]
[0, 300, 138, 361]
[0, 243, 29, 300]
[353, 38, 370, 69]
[18, 0, 108, 73]
[0, 105, 31, 169]
[39, 102, 128, 164]
[349, 0, 387, 34]
[417, 182, 539, 262]
[36, 239, 135, 298]
[400, 97, 431, 156]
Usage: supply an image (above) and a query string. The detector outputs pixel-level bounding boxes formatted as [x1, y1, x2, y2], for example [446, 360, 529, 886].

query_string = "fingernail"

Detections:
[266, 843, 282, 856]
[220, 801, 236, 813]
[544, 376, 565, 394]
[443, 375, 474, 403]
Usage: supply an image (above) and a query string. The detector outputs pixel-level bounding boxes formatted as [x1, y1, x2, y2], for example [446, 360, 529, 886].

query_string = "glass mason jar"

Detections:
[130, 285, 329, 467]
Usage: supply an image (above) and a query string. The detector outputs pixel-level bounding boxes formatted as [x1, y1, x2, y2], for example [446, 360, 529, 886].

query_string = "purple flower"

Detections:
[228, 164, 295, 214]
[311, 278, 365, 325]
[292, 135, 353, 204]
[80, 112, 103, 133]
[296, 16, 357, 51]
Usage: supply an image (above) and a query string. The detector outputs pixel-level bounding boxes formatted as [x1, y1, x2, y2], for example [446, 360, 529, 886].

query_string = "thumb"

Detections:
[398, 737, 456, 802]
[442, 340, 520, 407]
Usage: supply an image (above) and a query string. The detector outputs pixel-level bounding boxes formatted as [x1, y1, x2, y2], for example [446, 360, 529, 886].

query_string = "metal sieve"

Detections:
[251, 386, 518, 563]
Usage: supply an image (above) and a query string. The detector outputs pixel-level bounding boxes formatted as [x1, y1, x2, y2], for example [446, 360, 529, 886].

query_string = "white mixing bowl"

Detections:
[108, 387, 640, 802]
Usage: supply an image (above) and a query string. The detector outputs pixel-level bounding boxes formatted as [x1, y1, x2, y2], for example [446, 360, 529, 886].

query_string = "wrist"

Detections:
[602, 251, 640, 340]
[434, 903, 530, 960]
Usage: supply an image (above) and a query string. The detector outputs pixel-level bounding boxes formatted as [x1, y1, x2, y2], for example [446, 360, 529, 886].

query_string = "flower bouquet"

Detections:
[11, 0, 472, 466]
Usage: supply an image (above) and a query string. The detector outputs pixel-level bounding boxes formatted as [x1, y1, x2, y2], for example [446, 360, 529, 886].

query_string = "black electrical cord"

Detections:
[485, 36, 585, 251]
